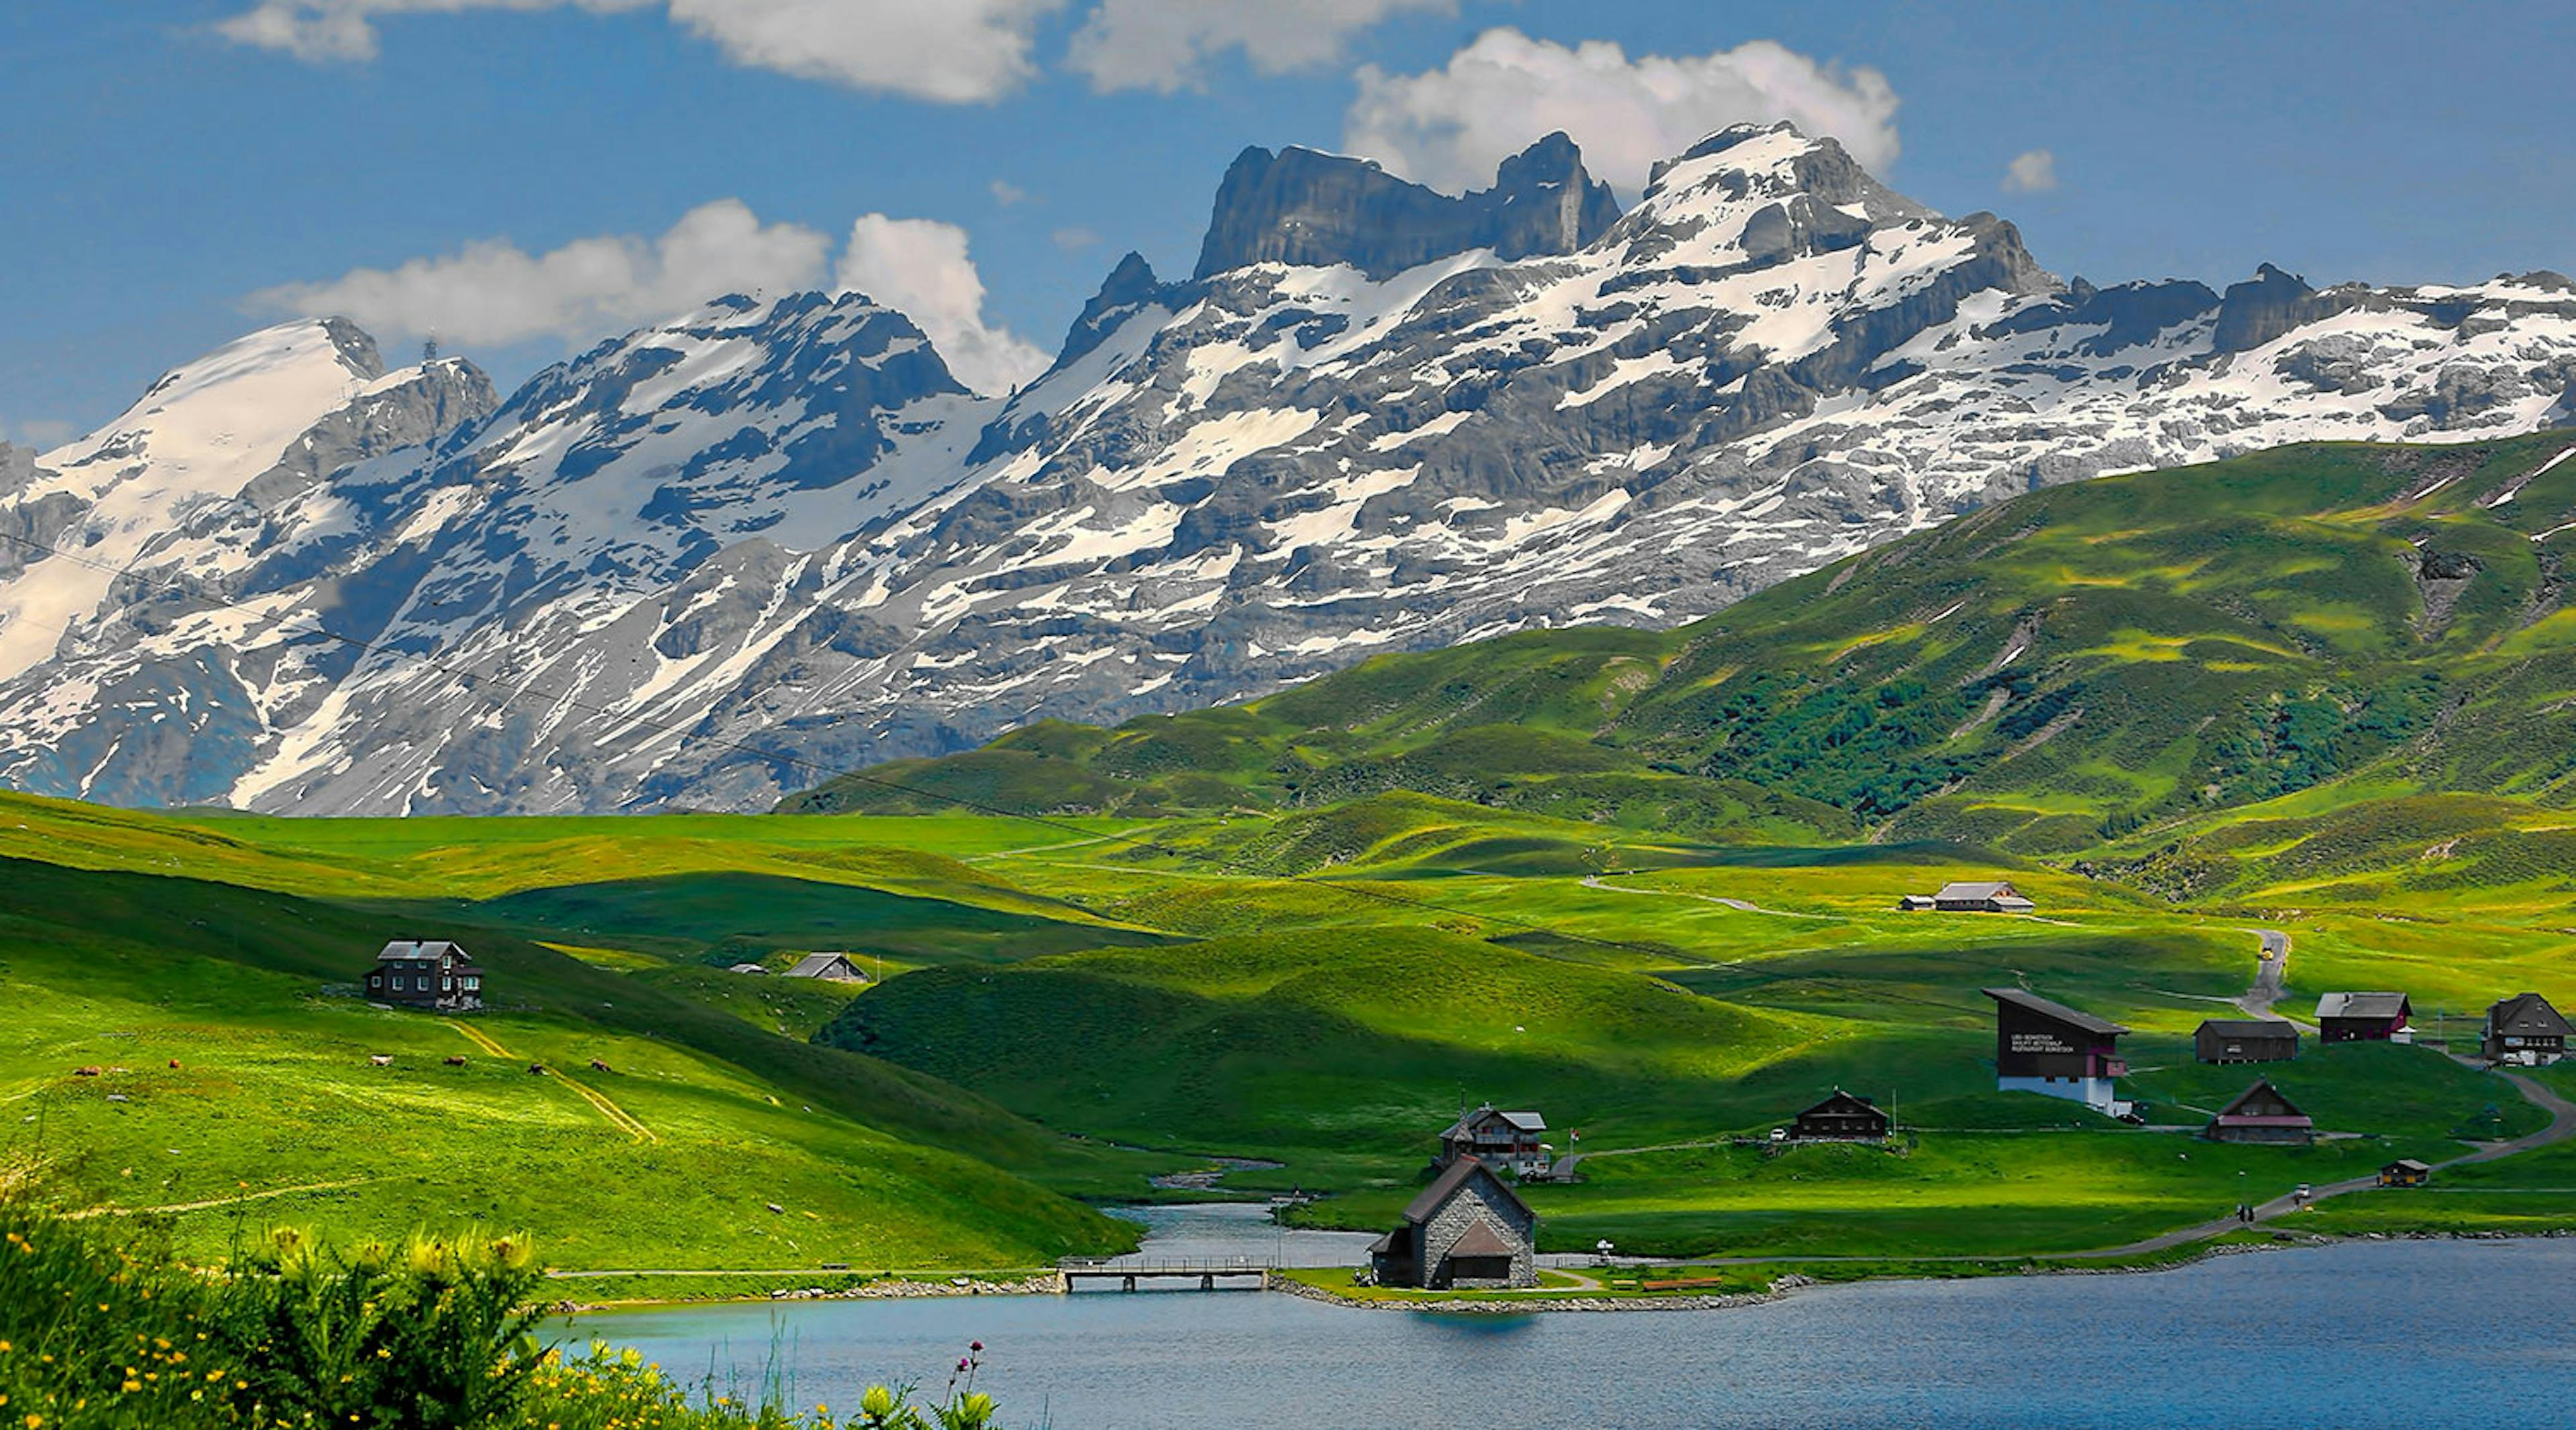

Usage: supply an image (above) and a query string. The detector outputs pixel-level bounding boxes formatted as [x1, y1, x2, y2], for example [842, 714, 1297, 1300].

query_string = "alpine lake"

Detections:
[574, 1204, 2575, 1428]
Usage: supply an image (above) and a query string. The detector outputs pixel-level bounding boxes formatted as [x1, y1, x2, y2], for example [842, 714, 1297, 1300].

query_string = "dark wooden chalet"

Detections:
[2379, 1158, 2432, 1188]
[1439, 1103, 1549, 1177]
[2194, 1018, 2300, 1064]
[1984, 987, 2132, 1116]
[1368, 1158, 1538, 1290]
[2314, 991, 2412, 1044]
[1787, 1089, 1890, 1141]
[782, 952, 869, 983]
[2205, 1078, 2314, 1145]
[364, 940, 484, 1011]
[2482, 992, 2573, 1066]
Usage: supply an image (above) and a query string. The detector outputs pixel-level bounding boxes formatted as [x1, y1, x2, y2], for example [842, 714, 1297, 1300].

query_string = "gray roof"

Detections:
[2386, 1158, 2432, 1172]
[727, 963, 770, 975]
[2488, 992, 2574, 1037]
[783, 952, 861, 979]
[378, 940, 465, 963]
[2316, 991, 2410, 1020]
[1441, 1103, 1546, 1140]
[1402, 1156, 1534, 1225]
[1937, 881, 2019, 901]
[1982, 987, 2129, 1036]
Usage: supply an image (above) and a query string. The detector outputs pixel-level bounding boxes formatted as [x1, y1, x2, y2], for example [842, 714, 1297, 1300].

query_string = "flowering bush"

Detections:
[0, 1195, 1012, 1429]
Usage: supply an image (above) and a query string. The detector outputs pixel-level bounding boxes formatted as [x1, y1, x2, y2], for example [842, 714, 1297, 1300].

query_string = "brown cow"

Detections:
[588, 1059, 612, 1074]
[72, 1066, 101, 1077]
[443, 1056, 468, 1066]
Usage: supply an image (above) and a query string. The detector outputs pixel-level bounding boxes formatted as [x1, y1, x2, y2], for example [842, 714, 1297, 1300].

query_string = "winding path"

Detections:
[446, 1020, 657, 1144]
[1576, 875, 1829, 919]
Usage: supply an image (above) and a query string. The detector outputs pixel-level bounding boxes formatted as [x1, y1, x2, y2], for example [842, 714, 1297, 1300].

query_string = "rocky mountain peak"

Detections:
[1191, 132, 1620, 281]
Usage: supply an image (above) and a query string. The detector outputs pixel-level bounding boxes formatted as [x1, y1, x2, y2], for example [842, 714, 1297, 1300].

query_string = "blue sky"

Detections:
[6, 0, 2573, 445]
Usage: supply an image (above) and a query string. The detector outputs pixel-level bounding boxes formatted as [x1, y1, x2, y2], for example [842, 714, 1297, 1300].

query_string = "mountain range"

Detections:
[6, 123, 2575, 814]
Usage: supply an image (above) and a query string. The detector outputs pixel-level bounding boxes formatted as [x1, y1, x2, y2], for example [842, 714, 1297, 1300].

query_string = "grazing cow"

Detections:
[168, 1059, 181, 1069]
[443, 1055, 468, 1066]
[368, 1054, 393, 1066]
[73, 1066, 101, 1077]
[588, 1059, 612, 1074]
[528, 1064, 547, 1076]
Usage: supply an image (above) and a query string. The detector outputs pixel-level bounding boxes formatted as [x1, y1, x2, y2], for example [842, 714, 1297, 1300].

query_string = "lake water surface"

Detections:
[580, 1214, 2576, 1429]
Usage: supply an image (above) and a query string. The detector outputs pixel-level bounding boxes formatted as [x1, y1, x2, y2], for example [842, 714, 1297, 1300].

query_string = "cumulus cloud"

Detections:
[1069, 0, 1455, 92]
[245, 199, 835, 347]
[1343, 27, 1900, 195]
[217, 0, 1061, 102]
[835, 216, 1050, 395]
[2001, 148, 2058, 193]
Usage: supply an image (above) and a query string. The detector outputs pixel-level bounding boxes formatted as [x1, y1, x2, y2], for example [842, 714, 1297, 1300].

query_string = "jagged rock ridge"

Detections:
[3, 123, 2574, 813]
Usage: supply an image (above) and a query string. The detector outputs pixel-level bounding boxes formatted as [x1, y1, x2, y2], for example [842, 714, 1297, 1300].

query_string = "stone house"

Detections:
[1368, 1158, 1538, 1290]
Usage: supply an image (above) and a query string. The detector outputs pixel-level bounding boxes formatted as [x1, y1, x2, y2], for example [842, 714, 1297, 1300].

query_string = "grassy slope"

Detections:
[787, 432, 2576, 906]
[0, 814, 1163, 1269]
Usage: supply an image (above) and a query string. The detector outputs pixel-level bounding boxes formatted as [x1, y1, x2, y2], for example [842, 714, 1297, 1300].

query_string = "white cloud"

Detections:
[989, 179, 1032, 207]
[1069, 0, 1454, 92]
[1051, 226, 1103, 252]
[834, 216, 1051, 395]
[245, 199, 835, 347]
[1343, 27, 1901, 195]
[2002, 148, 2058, 193]
[216, 0, 1061, 102]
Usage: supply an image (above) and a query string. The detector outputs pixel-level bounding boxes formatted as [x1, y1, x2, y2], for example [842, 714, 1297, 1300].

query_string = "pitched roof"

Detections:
[1982, 987, 2129, 1036]
[2213, 1077, 2310, 1123]
[378, 940, 464, 962]
[2487, 992, 2574, 1038]
[1447, 1221, 1521, 1259]
[2316, 991, 2410, 1021]
[2196, 1018, 2299, 1038]
[1440, 1103, 1546, 1140]
[2385, 1158, 2432, 1173]
[1799, 1089, 1881, 1117]
[1402, 1156, 1534, 1225]
[784, 952, 860, 978]
[1937, 881, 2018, 901]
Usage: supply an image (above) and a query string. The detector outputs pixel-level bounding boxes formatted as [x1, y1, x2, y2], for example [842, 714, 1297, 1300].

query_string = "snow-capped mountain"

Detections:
[7, 123, 2575, 813]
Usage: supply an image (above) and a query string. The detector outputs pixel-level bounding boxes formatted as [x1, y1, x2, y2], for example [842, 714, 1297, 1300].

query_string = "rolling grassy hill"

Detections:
[787, 432, 2576, 908]
[14, 435, 2576, 1272]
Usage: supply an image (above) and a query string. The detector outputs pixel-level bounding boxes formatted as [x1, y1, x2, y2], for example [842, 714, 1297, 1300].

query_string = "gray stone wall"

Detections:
[1419, 1175, 1536, 1289]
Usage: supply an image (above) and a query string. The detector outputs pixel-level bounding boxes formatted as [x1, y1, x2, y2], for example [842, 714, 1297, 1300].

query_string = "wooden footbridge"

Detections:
[1057, 1257, 1277, 1292]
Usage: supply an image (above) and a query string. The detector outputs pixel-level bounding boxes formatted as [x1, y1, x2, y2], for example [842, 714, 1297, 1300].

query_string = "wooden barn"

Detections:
[2205, 1078, 2314, 1145]
[1787, 1089, 1890, 1141]
[2379, 1158, 2432, 1188]
[1368, 1158, 1538, 1290]
[1929, 881, 2035, 914]
[1438, 1103, 1550, 1177]
[362, 940, 484, 1011]
[2481, 992, 2572, 1066]
[1984, 987, 2132, 1117]
[2315, 991, 2412, 1044]
[2195, 1018, 2300, 1064]
[782, 952, 869, 983]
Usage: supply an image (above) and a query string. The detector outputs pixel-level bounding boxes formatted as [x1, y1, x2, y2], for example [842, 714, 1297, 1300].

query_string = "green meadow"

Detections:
[9, 433, 2576, 1277]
